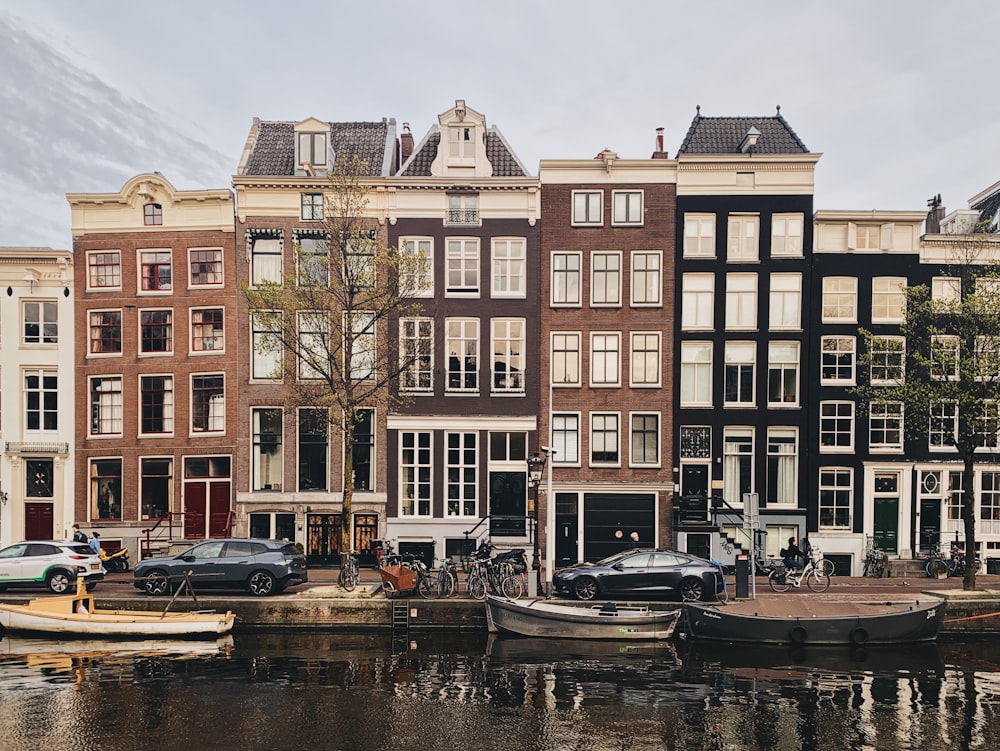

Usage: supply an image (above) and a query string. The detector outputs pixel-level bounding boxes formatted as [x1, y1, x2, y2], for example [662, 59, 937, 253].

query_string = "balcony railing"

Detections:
[446, 209, 479, 226]
[5, 442, 69, 455]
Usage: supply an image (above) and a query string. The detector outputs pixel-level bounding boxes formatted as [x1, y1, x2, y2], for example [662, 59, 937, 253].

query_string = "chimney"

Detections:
[926, 194, 945, 234]
[401, 122, 414, 163]
[651, 127, 669, 159]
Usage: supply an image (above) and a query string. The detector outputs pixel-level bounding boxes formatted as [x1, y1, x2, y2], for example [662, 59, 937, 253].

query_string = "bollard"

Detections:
[735, 554, 749, 599]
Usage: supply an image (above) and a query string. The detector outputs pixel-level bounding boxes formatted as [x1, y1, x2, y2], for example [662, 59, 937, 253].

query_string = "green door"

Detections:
[873, 472, 900, 554]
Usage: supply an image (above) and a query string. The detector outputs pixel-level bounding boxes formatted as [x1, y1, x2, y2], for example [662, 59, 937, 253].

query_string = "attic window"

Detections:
[298, 132, 328, 167]
[449, 127, 475, 160]
[144, 204, 163, 226]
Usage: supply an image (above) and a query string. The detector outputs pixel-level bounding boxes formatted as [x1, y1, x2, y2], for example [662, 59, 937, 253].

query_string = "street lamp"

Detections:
[527, 451, 547, 596]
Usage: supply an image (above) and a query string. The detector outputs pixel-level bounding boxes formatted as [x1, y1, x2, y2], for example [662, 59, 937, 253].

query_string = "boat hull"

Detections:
[684, 600, 945, 646]
[485, 595, 679, 640]
[0, 605, 235, 637]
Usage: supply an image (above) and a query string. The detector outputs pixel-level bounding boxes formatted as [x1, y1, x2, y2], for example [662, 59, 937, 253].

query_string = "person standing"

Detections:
[71, 524, 88, 544]
[89, 532, 101, 556]
[627, 531, 640, 549]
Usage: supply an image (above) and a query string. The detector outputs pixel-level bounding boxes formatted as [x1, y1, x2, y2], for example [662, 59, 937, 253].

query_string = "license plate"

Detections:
[90, 563, 100, 570]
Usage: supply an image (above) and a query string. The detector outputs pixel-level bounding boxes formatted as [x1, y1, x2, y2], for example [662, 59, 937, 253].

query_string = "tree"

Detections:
[243, 155, 430, 567]
[854, 223, 1000, 590]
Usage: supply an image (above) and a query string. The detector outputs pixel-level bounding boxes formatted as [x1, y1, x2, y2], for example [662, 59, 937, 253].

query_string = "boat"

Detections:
[684, 597, 945, 646]
[0, 577, 235, 637]
[484, 594, 680, 640]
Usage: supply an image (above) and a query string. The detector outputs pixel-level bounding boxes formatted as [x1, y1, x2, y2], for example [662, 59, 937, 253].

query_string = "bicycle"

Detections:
[925, 542, 950, 577]
[338, 551, 360, 591]
[437, 557, 458, 598]
[467, 556, 523, 600]
[862, 538, 887, 578]
[768, 549, 831, 593]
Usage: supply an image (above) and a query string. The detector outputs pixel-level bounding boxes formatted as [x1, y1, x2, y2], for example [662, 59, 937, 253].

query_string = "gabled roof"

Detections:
[239, 119, 395, 177]
[399, 128, 528, 177]
[971, 182, 1000, 230]
[676, 107, 810, 155]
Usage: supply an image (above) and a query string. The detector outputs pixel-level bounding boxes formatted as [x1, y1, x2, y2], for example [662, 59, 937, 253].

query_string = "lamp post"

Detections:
[527, 451, 547, 597]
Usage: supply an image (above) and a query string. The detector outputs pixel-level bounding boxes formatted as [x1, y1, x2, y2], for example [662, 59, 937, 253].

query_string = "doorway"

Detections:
[24, 502, 53, 541]
[307, 513, 341, 566]
[873, 472, 900, 554]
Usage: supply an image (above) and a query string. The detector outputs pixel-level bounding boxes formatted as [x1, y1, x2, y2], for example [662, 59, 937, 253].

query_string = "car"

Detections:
[552, 549, 725, 602]
[0, 541, 105, 594]
[133, 538, 308, 597]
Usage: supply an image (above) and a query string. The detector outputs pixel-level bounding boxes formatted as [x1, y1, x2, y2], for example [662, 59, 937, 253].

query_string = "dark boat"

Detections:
[485, 595, 680, 640]
[684, 597, 946, 646]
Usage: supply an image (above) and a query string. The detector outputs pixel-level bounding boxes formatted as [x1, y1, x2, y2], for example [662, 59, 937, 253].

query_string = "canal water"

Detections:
[1, 631, 998, 750]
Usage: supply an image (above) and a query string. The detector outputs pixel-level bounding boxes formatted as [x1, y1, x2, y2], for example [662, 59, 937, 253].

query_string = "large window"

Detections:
[630, 332, 660, 387]
[819, 468, 852, 528]
[91, 459, 122, 521]
[89, 376, 123, 436]
[297, 233, 330, 287]
[191, 374, 225, 433]
[551, 252, 582, 306]
[139, 250, 172, 291]
[491, 318, 525, 392]
[612, 190, 643, 225]
[446, 318, 479, 392]
[929, 400, 958, 450]
[400, 318, 433, 392]
[552, 414, 580, 464]
[683, 214, 715, 257]
[140, 375, 173, 435]
[87, 251, 121, 289]
[977, 400, 1000, 449]
[250, 235, 282, 286]
[768, 342, 799, 406]
[630, 413, 659, 466]
[727, 215, 759, 262]
[869, 336, 905, 384]
[348, 312, 376, 381]
[725, 273, 757, 330]
[252, 408, 283, 491]
[769, 273, 801, 330]
[932, 276, 961, 303]
[872, 277, 906, 323]
[446, 432, 478, 516]
[25, 370, 57, 431]
[400, 431, 432, 516]
[869, 401, 903, 451]
[189, 248, 223, 287]
[298, 131, 327, 167]
[724, 342, 755, 406]
[352, 408, 374, 492]
[251, 312, 282, 380]
[682, 273, 714, 330]
[346, 237, 376, 291]
[931, 335, 960, 381]
[590, 332, 620, 386]
[25, 459, 53, 499]
[591, 252, 621, 306]
[446, 238, 479, 294]
[981, 472, 1000, 525]
[298, 408, 328, 491]
[401, 238, 433, 297]
[822, 277, 857, 322]
[447, 194, 479, 225]
[23, 301, 57, 344]
[630, 251, 661, 306]
[819, 402, 854, 452]
[771, 213, 803, 257]
[140, 458, 171, 520]
[140, 309, 173, 354]
[723, 428, 753, 505]
[551, 332, 581, 386]
[492, 238, 526, 297]
[191, 308, 224, 352]
[681, 342, 712, 406]
[572, 191, 602, 226]
[767, 428, 797, 506]
[820, 336, 855, 384]
[590, 413, 620, 465]
[301, 192, 323, 220]
[297, 312, 329, 380]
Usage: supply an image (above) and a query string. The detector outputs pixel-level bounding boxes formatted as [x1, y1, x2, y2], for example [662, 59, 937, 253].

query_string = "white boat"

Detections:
[0, 577, 235, 637]
[485, 595, 680, 640]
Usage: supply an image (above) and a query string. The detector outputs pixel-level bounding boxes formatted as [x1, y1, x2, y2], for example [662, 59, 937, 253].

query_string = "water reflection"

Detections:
[0, 631, 998, 750]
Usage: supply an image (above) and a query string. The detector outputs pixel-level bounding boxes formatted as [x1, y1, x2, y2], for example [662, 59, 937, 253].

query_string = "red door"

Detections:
[24, 503, 53, 540]
[184, 484, 207, 538]
[208, 481, 231, 537]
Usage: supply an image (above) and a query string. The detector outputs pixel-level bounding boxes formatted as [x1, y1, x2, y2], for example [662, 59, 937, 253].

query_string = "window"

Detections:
[446, 432, 478, 516]
[591, 413, 620, 465]
[929, 400, 958, 450]
[977, 336, 1000, 382]
[24, 370, 57, 431]
[446, 238, 479, 294]
[448, 127, 475, 159]
[591, 252, 622, 306]
[297, 312, 328, 380]
[87, 251, 121, 289]
[932, 276, 961, 303]
[820, 401, 854, 452]
[869, 401, 903, 451]
[946, 472, 964, 522]
[870, 336, 905, 384]
[91, 459, 122, 520]
[297, 233, 329, 287]
[400, 318, 433, 392]
[488, 432, 527, 461]
[872, 277, 906, 323]
[681, 342, 713, 406]
[590, 332, 620, 386]
[401, 238, 433, 297]
[768, 342, 799, 405]
[348, 312, 376, 381]
[400, 432, 432, 516]
[727, 214, 759, 261]
[723, 428, 753, 504]
[25, 459, 53, 498]
[446, 318, 478, 391]
[140, 458, 171, 520]
[346, 237, 376, 291]
[298, 408, 328, 491]
[612, 190, 643, 225]
[767, 428, 798, 505]
[819, 468, 852, 528]
[250, 235, 282, 286]
[724, 342, 756, 406]
[682, 273, 714, 330]
[447, 194, 479, 225]
[89, 376, 123, 436]
[725, 273, 757, 329]
[139, 250, 172, 291]
[144, 203, 163, 226]
[630, 251, 661, 306]
[251, 312, 282, 380]
[252, 408, 283, 491]
[140, 309, 173, 354]
[23, 301, 57, 344]
[551, 333, 581, 386]
[820, 336, 855, 384]
[298, 131, 327, 167]
[680, 426, 712, 460]
[630, 332, 660, 387]
[552, 414, 580, 464]
[572, 191, 602, 225]
[931, 335, 960, 381]
[189, 248, 223, 287]
[491, 318, 525, 392]
[191, 308, 224, 352]
[982, 472, 1000, 523]
[769, 273, 801, 329]
[977, 401, 1000, 449]
[684, 214, 715, 257]
[140, 375, 173, 435]
[822, 277, 858, 322]
[352, 408, 374, 491]
[492, 238, 526, 297]
[551, 252, 582, 306]
[849, 223, 891, 250]
[630, 413, 659, 466]
[301, 192, 323, 220]
[191, 374, 225, 433]
[771, 213, 804, 257]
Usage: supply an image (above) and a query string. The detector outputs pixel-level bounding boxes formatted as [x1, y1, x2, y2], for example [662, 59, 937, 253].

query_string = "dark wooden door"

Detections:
[24, 503, 53, 540]
[184, 484, 206, 538]
[208, 482, 231, 537]
[307, 513, 341, 566]
[354, 513, 378, 566]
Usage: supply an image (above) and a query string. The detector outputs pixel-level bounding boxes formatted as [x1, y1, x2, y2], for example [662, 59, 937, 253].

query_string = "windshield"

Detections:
[595, 550, 639, 566]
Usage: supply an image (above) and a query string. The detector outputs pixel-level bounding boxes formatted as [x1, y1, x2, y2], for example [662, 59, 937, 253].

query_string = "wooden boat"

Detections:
[0, 577, 235, 637]
[684, 597, 945, 646]
[485, 595, 680, 640]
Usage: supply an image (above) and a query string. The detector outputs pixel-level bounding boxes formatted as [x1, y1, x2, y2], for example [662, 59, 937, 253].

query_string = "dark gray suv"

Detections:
[133, 538, 308, 597]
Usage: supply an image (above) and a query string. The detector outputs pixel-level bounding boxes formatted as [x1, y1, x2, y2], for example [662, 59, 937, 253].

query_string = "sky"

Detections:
[2, 0, 999, 249]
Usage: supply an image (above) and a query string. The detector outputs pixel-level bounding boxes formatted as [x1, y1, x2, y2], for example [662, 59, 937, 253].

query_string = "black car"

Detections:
[133, 538, 307, 597]
[552, 549, 724, 601]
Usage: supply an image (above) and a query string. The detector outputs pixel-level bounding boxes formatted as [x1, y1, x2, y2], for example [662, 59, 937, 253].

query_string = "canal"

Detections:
[1, 631, 998, 750]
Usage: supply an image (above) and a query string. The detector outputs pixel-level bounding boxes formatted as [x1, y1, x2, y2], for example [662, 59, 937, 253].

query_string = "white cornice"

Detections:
[815, 210, 926, 223]
[388, 414, 537, 431]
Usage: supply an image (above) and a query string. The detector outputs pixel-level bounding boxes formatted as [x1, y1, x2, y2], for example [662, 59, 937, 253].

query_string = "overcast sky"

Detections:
[2, 1, 998, 249]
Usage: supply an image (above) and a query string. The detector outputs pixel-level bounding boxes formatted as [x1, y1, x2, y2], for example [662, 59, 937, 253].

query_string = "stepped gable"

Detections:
[242, 120, 392, 176]
[677, 107, 810, 155]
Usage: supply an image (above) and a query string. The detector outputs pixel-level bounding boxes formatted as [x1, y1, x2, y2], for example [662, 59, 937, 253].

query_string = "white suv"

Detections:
[0, 541, 105, 594]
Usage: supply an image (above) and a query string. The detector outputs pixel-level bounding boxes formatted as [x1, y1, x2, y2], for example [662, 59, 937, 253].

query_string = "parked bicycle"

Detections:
[467, 555, 523, 600]
[768, 547, 831, 592]
[437, 557, 458, 598]
[338, 551, 360, 591]
[862, 538, 888, 578]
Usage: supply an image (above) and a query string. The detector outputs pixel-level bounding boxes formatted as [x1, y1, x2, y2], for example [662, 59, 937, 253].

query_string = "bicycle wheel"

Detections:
[468, 574, 486, 600]
[820, 558, 835, 577]
[418, 574, 438, 600]
[500, 574, 523, 600]
[338, 564, 356, 592]
[768, 570, 791, 593]
[807, 571, 831, 592]
[438, 569, 456, 598]
[926, 558, 948, 577]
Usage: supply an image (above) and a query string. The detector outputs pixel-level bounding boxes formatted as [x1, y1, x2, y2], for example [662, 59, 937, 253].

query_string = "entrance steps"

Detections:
[885, 558, 930, 578]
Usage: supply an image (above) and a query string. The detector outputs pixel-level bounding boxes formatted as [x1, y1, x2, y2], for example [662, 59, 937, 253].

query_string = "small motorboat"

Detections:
[0, 577, 235, 637]
[485, 595, 680, 640]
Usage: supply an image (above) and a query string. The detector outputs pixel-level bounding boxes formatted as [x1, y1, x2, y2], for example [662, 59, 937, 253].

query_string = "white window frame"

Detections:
[22, 300, 58, 345]
[869, 401, 904, 452]
[727, 214, 759, 262]
[819, 467, 853, 529]
[250, 236, 282, 287]
[931, 335, 960, 381]
[24, 369, 58, 433]
[138, 373, 174, 436]
[551, 332, 581, 387]
[870, 335, 905, 385]
[446, 238, 480, 296]
[612, 190, 643, 226]
[251, 311, 282, 381]
[820, 336, 855, 385]
[86, 250, 122, 291]
[445, 431, 478, 517]
[190, 307, 225, 354]
[297, 131, 328, 167]
[347, 311, 376, 381]
[590, 251, 622, 306]
[822, 277, 858, 323]
[725, 273, 757, 330]
[769, 273, 801, 330]
[552, 413, 580, 465]
[89, 375, 123, 437]
[572, 190, 603, 226]
[767, 427, 798, 506]
[771, 213, 804, 257]
[590, 412, 621, 466]
[296, 233, 330, 287]
[551, 252, 582, 307]
[723, 427, 754, 506]
[630, 251, 662, 306]
[400, 237, 434, 298]
[446, 318, 479, 393]
[297, 311, 329, 381]
[681, 341, 713, 407]
[629, 412, 660, 468]
[446, 193, 480, 226]
[187, 247, 224, 288]
[872, 277, 906, 323]
[491, 238, 526, 298]
[400, 317, 434, 393]
[139, 308, 174, 356]
[448, 126, 475, 160]
[929, 400, 959, 451]
[768, 342, 800, 406]
[300, 192, 323, 221]
[724, 341, 756, 407]
[590, 332, 621, 387]
[629, 331, 661, 387]
[190, 373, 226, 434]
[400, 431, 432, 517]
[683, 213, 715, 257]
[932, 276, 961, 303]
[819, 401, 855, 453]
[251, 407, 283, 492]
[138, 248, 173, 293]
[681, 273, 714, 330]
[490, 318, 525, 393]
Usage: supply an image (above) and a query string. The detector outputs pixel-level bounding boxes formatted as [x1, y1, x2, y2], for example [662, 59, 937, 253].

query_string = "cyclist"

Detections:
[782, 537, 805, 570]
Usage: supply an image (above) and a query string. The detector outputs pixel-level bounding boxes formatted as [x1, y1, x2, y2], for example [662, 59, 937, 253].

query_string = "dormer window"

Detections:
[144, 203, 163, 226]
[298, 132, 328, 168]
[449, 127, 475, 160]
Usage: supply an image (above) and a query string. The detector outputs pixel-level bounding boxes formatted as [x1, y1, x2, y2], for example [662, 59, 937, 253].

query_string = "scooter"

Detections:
[100, 547, 131, 572]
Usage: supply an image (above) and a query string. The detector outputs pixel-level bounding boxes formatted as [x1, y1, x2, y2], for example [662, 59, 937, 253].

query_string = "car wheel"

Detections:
[47, 570, 74, 594]
[680, 577, 705, 602]
[572, 576, 598, 601]
[144, 569, 172, 596]
[248, 570, 276, 596]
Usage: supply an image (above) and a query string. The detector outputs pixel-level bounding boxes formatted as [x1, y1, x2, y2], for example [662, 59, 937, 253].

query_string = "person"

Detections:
[782, 536, 805, 570]
[627, 531, 640, 549]
[89, 531, 101, 556]
[71, 523, 88, 544]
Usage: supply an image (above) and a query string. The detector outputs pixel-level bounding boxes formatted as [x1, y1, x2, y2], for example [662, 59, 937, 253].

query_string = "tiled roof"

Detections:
[241, 120, 393, 177]
[400, 131, 440, 176]
[400, 128, 527, 177]
[972, 186, 1000, 229]
[676, 109, 810, 155]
